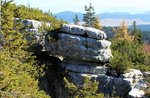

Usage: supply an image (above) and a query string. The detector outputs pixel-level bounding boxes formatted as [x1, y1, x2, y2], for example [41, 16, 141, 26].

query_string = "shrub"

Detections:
[109, 39, 149, 74]
[0, 1, 49, 97]
[64, 76, 104, 98]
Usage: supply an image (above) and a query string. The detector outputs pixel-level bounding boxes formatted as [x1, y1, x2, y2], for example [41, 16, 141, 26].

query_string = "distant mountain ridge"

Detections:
[99, 12, 150, 22]
[55, 11, 150, 26]
[129, 24, 150, 32]
[55, 11, 83, 23]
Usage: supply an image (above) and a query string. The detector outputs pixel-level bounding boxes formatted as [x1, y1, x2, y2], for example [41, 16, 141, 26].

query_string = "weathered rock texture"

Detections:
[21, 19, 50, 42]
[45, 24, 112, 62]
[60, 62, 147, 97]
[44, 24, 148, 98]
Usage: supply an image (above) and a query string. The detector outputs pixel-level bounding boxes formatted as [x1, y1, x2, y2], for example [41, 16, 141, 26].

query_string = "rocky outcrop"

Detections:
[20, 19, 51, 42]
[44, 24, 148, 97]
[22, 19, 51, 29]
[61, 63, 147, 97]
[60, 60, 107, 74]
[22, 21, 147, 97]
[124, 69, 146, 98]
[45, 24, 112, 62]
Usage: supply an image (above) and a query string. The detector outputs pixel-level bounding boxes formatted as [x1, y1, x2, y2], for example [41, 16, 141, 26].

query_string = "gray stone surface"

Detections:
[61, 24, 85, 35]
[123, 69, 147, 98]
[85, 27, 107, 40]
[16, 19, 51, 44]
[67, 72, 131, 97]
[61, 24, 107, 40]
[60, 61, 107, 74]
[22, 19, 50, 29]
[63, 67, 147, 97]
[45, 33, 112, 62]
[128, 88, 145, 98]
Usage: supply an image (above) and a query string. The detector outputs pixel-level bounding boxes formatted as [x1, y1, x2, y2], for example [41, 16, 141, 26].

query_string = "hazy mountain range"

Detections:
[55, 11, 150, 27]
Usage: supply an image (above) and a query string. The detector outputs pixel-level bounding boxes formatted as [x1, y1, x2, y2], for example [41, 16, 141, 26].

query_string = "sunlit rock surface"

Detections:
[21, 21, 147, 97]
[45, 24, 112, 62]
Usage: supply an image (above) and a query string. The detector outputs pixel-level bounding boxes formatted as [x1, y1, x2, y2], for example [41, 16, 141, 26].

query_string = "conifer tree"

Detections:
[73, 14, 79, 25]
[93, 16, 102, 29]
[110, 21, 147, 74]
[113, 20, 130, 41]
[83, 3, 96, 27]
[0, 1, 49, 97]
[131, 21, 143, 44]
[133, 21, 136, 31]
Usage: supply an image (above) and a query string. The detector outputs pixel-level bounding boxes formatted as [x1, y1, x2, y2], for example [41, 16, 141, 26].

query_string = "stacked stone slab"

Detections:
[45, 24, 112, 62]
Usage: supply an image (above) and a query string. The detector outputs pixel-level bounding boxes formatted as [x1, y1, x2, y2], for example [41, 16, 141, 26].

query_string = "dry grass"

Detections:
[144, 44, 150, 54]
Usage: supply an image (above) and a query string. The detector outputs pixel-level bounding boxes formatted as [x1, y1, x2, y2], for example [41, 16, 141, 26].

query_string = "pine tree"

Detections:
[131, 21, 143, 44]
[83, 3, 96, 27]
[0, 1, 49, 97]
[73, 14, 79, 25]
[133, 21, 136, 31]
[113, 20, 130, 41]
[93, 16, 102, 29]
[110, 21, 147, 74]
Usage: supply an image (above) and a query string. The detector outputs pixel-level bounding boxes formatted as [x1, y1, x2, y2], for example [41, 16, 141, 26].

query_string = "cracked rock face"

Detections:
[45, 24, 112, 62]
[66, 68, 147, 97]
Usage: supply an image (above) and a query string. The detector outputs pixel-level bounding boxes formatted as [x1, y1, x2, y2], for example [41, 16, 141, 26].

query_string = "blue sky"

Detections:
[14, 0, 150, 14]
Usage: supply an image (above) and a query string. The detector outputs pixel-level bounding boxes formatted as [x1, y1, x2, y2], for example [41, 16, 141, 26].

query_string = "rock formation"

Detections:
[21, 19, 50, 42]
[44, 24, 148, 98]
[21, 20, 148, 98]
[45, 24, 112, 62]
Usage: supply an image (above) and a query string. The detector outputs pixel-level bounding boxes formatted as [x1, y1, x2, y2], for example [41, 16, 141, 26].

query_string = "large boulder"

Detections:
[124, 69, 147, 98]
[45, 24, 112, 62]
[63, 66, 147, 97]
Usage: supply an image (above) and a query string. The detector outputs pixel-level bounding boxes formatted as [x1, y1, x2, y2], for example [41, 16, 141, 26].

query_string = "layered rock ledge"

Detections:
[44, 24, 148, 98]
[20, 20, 148, 98]
[45, 24, 112, 62]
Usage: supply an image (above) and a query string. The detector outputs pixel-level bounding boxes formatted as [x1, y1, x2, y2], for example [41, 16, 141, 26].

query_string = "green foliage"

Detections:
[109, 20, 150, 74]
[38, 22, 53, 47]
[93, 16, 102, 29]
[110, 40, 133, 73]
[73, 14, 80, 25]
[113, 21, 130, 41]
[142, 31, 150, 44]
[110, 39, 146, 73]
[110, 51, 130, 73]
[0, 1, 49, 97]
[83, 3, 96, 27]
[64, 76, 104, 98]
[102, 26, 115, 39]
[5, 2, 63, 31]
[110, 37, 150, 74]
[131, 21, 143, 44]
[14, 4, 58, 22]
